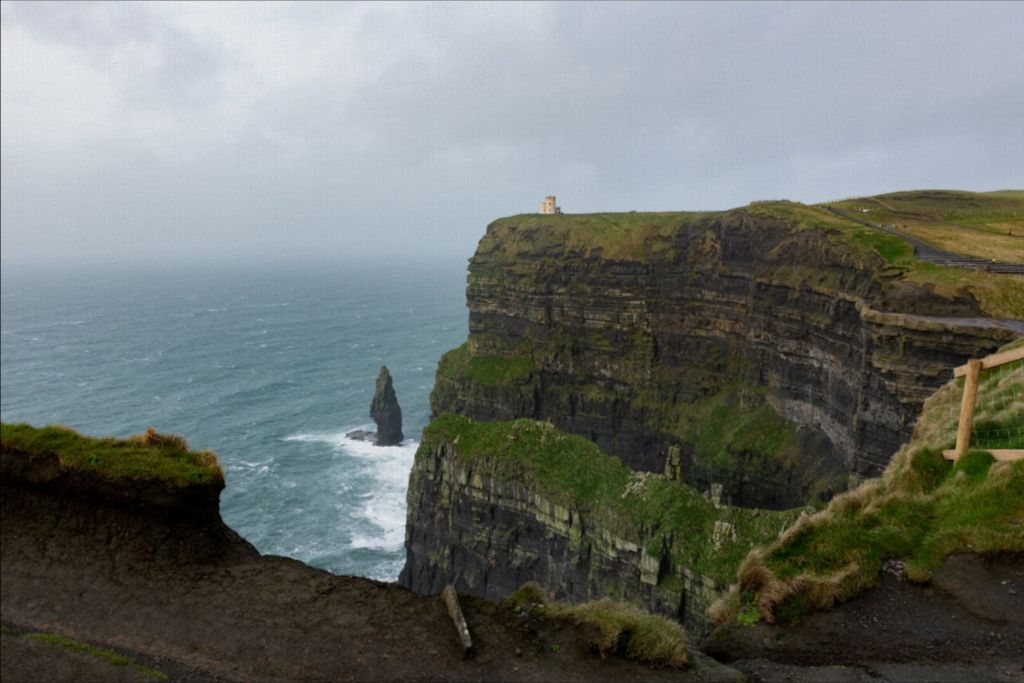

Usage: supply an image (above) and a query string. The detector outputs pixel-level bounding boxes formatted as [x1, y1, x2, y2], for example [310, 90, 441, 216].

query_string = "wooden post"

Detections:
[442, 584, 474, 657]
[948, 358, 982, 460]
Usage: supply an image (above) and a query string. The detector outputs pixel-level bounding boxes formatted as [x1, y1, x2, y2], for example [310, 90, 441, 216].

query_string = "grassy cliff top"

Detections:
[716, 339, 1024, 625]
[422, 414, 798, 585]
[1, 423, 224, 488]
[478, 191, 1024, 318]
[481, 211, 713, 261]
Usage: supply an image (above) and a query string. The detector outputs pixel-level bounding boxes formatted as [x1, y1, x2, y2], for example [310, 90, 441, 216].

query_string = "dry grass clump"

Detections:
[133, 427, 190, 452]
[502, 583, 688, 668]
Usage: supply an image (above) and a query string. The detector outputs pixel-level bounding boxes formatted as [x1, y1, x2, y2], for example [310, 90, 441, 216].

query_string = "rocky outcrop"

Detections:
[1, 434, 254, 567]
[431, 209, 1021, 506]
[371, 366, 404, 446]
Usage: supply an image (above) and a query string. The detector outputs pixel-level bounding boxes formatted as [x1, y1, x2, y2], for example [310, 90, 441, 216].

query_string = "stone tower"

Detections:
[540, 196, 561, 214]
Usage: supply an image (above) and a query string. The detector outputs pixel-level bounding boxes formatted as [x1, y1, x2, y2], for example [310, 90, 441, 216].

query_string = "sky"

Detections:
[2, 1, 1022, 267]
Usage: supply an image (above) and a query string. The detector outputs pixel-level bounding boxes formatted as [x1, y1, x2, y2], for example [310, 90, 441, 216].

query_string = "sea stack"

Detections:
[371, 366, 403, 446]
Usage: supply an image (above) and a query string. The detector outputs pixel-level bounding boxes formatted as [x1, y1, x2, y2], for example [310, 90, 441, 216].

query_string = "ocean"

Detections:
[0, 262, 468, 581]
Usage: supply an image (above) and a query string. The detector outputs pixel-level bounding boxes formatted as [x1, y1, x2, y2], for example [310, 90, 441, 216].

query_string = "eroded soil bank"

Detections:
[706, 553, 1024, 682]
[0, 476, 738, 682]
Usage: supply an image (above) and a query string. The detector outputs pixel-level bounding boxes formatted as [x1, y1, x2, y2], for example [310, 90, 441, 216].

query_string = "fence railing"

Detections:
[943, 346, 1024, 462]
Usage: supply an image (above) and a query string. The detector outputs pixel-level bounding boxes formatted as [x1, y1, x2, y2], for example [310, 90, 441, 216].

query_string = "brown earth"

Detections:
[705, 553, 1024, 682]
[0, 472, 740, 683]
[5, 447, 1022, 683]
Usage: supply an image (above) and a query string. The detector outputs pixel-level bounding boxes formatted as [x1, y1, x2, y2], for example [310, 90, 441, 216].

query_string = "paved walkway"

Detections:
[825, 208, 1024, 275]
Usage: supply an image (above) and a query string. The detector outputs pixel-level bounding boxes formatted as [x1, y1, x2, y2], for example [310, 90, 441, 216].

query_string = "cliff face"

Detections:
[431, 209, 1020, 507]
[399, 417, 796, 638]
[402, 206, 1020, 634]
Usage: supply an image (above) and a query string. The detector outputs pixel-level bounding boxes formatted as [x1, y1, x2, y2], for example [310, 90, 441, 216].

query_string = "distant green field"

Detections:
[826, 190, 1024, 263]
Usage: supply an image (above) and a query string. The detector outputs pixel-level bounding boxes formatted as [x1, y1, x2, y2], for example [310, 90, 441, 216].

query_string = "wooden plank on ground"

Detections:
[442, 584, 474, 658]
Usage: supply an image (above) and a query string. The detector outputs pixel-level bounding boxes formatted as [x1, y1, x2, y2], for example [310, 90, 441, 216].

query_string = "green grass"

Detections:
[502, 583, 689, 668]
[719, 340, 1024, 625]
[480, 212, 712, 261]
[1, 422, 223, 487]
[425, 414, 629, 510]
[845, 228, 914, 264]
[865, 189, 1024, 224]
[681, 384, 798, 472]
[22, 632, 168, 680]
[422, 414, 798, 584]
[436, 342, 537, 386]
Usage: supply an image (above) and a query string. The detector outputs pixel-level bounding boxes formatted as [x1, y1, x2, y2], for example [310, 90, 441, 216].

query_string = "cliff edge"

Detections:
[1, 424, 739, 682]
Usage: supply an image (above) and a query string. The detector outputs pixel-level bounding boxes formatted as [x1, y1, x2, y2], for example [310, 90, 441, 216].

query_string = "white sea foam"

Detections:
[285, 427, 418, 554]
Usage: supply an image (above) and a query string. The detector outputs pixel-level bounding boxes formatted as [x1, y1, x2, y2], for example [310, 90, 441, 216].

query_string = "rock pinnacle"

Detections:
[371, 366, 403, 446]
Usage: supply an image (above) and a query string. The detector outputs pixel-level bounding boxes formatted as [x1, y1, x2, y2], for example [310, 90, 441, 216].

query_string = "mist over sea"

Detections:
[0, 262, 467, 581]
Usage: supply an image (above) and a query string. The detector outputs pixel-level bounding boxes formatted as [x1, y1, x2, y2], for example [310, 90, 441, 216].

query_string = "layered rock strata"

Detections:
[431, 209, 1021, 506]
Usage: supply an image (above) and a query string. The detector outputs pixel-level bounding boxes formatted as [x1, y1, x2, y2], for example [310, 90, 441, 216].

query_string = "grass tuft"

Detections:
[1, 422, 224, 487]
[503, 585, 689, 668]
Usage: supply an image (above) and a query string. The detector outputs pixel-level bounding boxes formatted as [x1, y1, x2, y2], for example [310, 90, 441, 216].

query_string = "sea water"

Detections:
[0, 262, 468, 581]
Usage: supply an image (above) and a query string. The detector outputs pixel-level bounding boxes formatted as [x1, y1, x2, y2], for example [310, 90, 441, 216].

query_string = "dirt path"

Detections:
[1, 482, 740, 683]
[705, 553, 1024, 682]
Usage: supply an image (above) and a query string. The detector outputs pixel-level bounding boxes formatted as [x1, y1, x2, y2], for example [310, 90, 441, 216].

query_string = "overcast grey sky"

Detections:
[2, 1, 1022, 267]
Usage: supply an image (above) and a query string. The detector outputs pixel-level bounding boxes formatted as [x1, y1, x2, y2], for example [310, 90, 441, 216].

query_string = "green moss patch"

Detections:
[22, 632, 168, 680]
[1, 422, 223, 487]
[436, 342, 536, 387]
